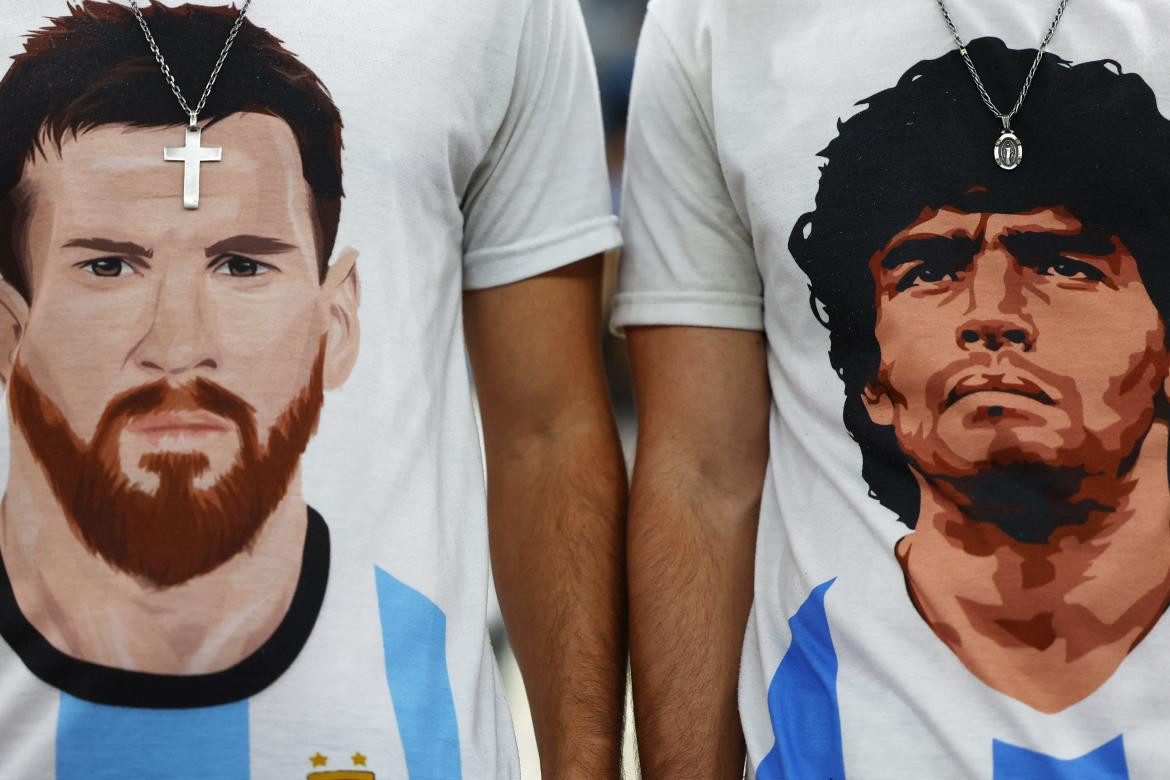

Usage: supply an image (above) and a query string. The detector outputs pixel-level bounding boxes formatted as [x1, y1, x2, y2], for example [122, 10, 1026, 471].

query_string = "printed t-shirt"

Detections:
[0, 0, 620, 776]
[614, 0, 1170, 776]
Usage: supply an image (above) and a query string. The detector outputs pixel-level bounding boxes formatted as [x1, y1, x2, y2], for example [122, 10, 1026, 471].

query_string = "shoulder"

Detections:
[644, 0, 726, 58]
[640, 0, 747, 91]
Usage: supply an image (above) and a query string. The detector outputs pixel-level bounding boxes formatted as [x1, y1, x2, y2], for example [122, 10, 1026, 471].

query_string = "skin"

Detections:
[464, 256, 629, 778]
[624, 325, 769, 780]
[867, 204, 1170, 711]
[0, 113, 359, 674]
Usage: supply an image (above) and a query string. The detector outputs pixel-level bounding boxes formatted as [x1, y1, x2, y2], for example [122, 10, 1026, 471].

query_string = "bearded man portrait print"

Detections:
[0, 2, 485, 776]
[789, 35, 1170, 717]
[0, 1, 361, 705]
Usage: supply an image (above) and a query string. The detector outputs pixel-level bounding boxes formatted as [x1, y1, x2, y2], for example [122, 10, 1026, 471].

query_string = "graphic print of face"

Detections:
[863, 203, 1169, 505]
[787, 37, 1170, 542]
[2, 113, 360, 587]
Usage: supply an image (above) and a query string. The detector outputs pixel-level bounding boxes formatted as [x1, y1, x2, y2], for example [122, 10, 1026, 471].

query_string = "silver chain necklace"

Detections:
[128, 0, 253, 209]
[934, 0, 1072, 170]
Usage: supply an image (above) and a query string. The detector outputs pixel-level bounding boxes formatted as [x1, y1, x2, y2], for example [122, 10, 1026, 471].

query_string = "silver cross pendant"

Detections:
[164, 116, 221, 209]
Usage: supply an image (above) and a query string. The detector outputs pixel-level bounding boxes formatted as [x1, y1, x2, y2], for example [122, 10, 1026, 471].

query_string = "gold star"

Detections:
[309, 752, 328, 767]
[352, 752, 368, 766]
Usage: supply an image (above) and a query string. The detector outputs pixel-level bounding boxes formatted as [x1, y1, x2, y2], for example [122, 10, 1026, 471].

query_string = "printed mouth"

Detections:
[126, 411, 232, 436]
[946, 376, 1056, 408]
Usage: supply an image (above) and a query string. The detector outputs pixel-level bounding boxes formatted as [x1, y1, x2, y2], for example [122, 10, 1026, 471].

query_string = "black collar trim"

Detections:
[0, 506, 330, 709]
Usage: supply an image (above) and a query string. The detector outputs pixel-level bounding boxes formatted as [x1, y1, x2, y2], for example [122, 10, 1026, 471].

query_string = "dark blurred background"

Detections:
[590, 0, 644, 457]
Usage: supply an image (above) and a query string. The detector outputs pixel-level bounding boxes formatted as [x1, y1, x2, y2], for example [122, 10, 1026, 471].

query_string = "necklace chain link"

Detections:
[128, 0, 253, 125]
[934, 0, 1071, 129]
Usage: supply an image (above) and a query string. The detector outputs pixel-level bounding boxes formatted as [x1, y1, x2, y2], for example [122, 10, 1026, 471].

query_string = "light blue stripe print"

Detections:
[994, 735, 1128, 779]
[57, 693, 249, 779]
[376, 565, 461, 779]
[757, 578, 845, 780]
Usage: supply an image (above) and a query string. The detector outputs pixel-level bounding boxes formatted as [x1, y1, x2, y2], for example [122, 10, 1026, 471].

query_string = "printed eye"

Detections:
[895, 263, 963, 291]
[81, 257, 132, 277]
[214, 255, 271, 277]
[1038, 258, 1106, 282]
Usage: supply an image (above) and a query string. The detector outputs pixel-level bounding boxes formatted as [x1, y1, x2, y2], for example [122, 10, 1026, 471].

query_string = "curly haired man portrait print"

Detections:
[790, 36, 1170, 714]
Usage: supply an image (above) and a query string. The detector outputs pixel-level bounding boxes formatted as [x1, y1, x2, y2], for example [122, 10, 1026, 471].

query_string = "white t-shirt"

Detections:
[0, 1, 619, 777]
[615, 0, 1170, 776]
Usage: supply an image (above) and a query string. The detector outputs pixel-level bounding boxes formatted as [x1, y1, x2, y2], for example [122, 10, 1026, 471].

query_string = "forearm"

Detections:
[487, 418, 628, 778]
[628, 457, 759, 779]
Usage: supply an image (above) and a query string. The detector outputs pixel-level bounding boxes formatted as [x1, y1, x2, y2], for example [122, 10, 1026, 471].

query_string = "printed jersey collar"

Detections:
[0, 506, 330, 709]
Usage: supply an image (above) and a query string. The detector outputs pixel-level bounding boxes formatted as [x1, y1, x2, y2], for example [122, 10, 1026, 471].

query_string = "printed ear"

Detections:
[0, 280, 28, 386]
[321, 247, 360, 390]
[862, 381, 894, 427]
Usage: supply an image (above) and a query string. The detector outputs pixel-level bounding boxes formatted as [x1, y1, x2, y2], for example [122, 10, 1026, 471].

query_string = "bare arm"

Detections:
[464, 255, 627, 778]
[627, 325, 770, 779]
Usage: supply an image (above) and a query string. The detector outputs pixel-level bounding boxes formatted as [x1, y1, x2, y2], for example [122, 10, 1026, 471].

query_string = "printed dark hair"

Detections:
[788, 36, 1170, 529]
[0, 1, 344, 300]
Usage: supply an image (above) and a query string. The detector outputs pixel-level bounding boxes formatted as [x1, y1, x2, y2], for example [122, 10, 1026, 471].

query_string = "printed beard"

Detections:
[7, 348, 324, 588]
[932, 460, 1116, 544]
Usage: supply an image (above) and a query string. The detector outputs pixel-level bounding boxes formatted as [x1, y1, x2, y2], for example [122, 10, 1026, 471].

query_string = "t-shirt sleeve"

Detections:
[610, 10, 762, 334]
[461, 0, 621, 290]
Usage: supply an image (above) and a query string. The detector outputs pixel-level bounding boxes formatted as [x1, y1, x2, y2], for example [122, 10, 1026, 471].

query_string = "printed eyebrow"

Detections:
[998, 230, 1118, 260]
[878, 234, 980, 269]
[63, 237, 153, 258]
[204, 234, 297, 258]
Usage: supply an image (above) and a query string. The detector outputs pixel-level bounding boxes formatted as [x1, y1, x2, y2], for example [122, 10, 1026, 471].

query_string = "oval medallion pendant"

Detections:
[994, 131, 1023, 170]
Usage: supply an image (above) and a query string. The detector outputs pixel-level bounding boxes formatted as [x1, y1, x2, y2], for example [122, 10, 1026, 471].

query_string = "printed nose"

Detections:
[957, 320, 1034, 352]
[957, 252, 1037, 352]
[133, 275, 219, 377]
[136, 342, 218, 375]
